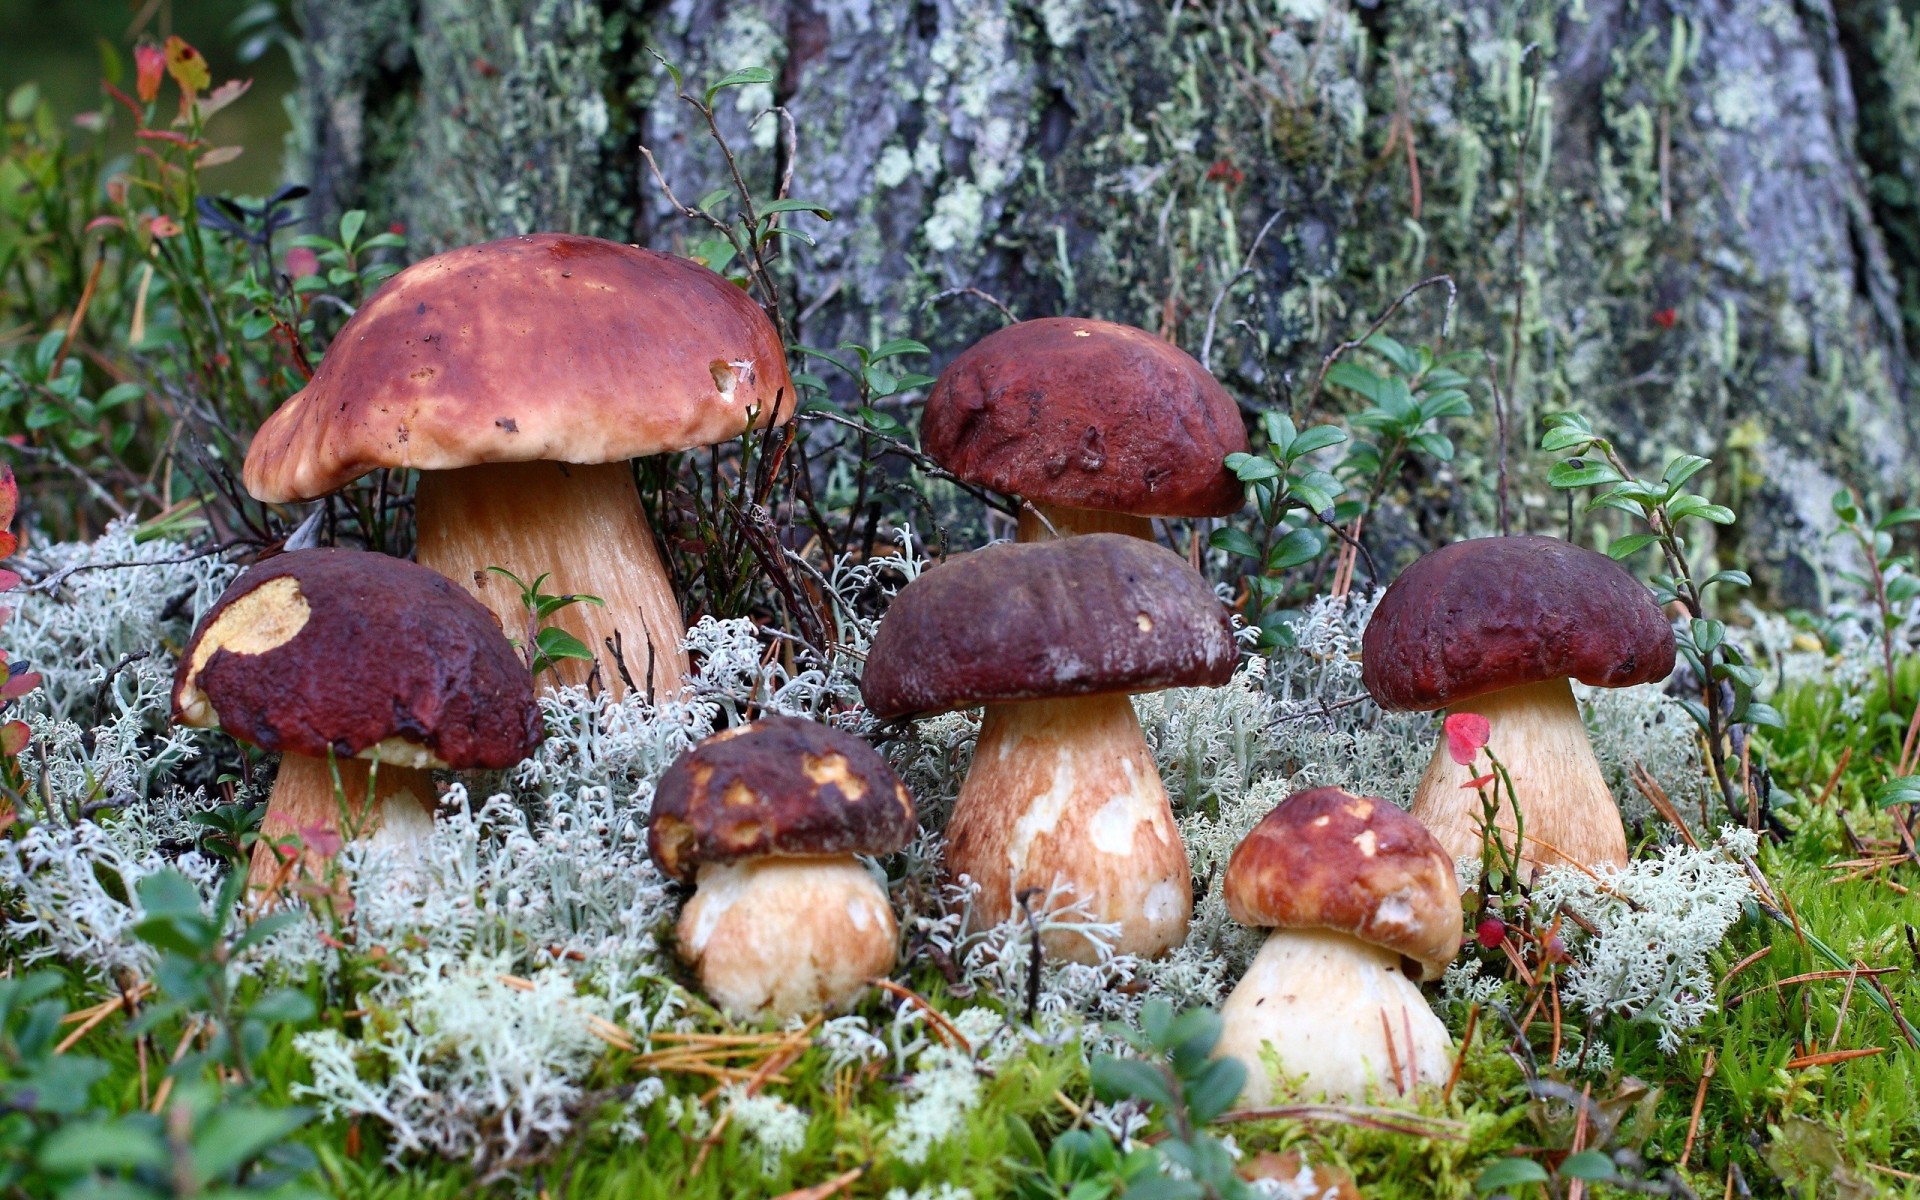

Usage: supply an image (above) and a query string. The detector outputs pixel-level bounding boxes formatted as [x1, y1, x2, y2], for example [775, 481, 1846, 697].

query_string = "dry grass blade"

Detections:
[1727, 967, 1899, 1009]
[1716, 945, 1773, 993]
[1633, 762, 1700, 849]
[871, 978, 971, 1052]
[1814, 746, 1853, 807]
[1681, 1048, 1716, 1169]
[1783, 1046, 1884, 1069]
[770, 1166, 866, 1200]
[1443, 1003, 1478, 1104]
[54, 981, 153, 1054]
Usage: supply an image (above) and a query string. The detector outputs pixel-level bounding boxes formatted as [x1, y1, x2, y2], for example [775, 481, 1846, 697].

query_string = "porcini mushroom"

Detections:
[1361, 536, 1675, 871]
[860, 533, 1236, 962]
[921, 318, 1248, 541]
[1216, 787, 1460, 1104]
[242, 233, 794, 691]
[647, 715, 917, 1020]
[172, 548, 541, 888]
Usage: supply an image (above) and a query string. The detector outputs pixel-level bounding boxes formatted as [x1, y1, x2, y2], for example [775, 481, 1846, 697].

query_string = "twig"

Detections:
[1305, 274, 1457, 406]
[1814, 746, 1853, 807]
[1500, 44, 1542, 461]
[1681, 1049, 1716, 1169]
[1443, 1003, 1478, 1103]
[870, 979, 972, 1053]
[922, 286, 1018, 326]
[1783, 1046, 1884, 1069]
[1200, 210, 1285, 372]
[1216, 1104, 1466, 1141]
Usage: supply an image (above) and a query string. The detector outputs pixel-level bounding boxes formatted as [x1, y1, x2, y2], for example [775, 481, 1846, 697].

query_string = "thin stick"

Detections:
[1633, 762, 1700, 849]
[1681, 1048, 1716, 1169]
[1200, 210, 1285, 372]
[1830, 962, 1862, 1051]
[1783, 1046, 1884, 1069]
[1305, 275, 1457, 407]
[1814, 746, 1853, 808]
[871, 979, 972, 1052]
[1443, 1003, 1478, 1103]
[1715, 945, 1773, 993]
[922, 285, 1018, 326]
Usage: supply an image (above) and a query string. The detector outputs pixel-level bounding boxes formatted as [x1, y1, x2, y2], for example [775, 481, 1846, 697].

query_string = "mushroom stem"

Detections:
[677, 857, 898, 1020]
[415, 460, 691, 694]
[247, 754, 436, 890]
[1017, 503, 1154, 542]
[947, 693, 1190, 962]
[1216, 927, 1452, 1105]
[1409, 676, 1628, 872]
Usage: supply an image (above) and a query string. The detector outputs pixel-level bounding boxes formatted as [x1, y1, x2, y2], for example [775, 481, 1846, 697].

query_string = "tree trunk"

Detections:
[293, 0, 1920, 606]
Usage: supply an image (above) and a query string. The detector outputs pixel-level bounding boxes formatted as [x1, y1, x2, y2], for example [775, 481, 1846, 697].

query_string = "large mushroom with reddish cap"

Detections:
[861, 533, 1236, 962]
[648, 715, 917, 1020]
[172, 548, 541, 888]
[243, 232, 795, 692]
[1216, 787, 1461, 1104]
[1361, 536, 1676, 872]
[921, 318, 1248, 541]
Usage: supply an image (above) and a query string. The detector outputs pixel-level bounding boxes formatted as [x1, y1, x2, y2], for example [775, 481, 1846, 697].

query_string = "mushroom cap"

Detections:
[860, 533, 1237, 720]
[921, 317, 1248, 517]
[647, 715, 917, 883]
[243, 233, 794, 502]
[172, 548, 541, 769]
[1361, 535, 1676, 712]
[1224, 787, 1462, 980]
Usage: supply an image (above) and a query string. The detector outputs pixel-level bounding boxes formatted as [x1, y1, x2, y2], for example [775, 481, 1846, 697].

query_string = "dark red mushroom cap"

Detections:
[172, 548, 541, 769]
[860, 533, 1237, 720]
[1225, 787, 1462, 980]
[921, 317, 1248, 517]
[647, 715, 917, 883]
[1361, 536, 1676, 712]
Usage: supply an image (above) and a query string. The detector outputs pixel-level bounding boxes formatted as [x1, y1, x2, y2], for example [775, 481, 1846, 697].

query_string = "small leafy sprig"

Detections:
[793, 339, 937, 550]
[484, 567, 606, 680]
[1213, 411, 1347, 646]
[1829, 488, 1920, 711]
[1015, 999, 1250, 1200]
[1325, 334, 1475, 516]
[1540, 412, 1767, 816]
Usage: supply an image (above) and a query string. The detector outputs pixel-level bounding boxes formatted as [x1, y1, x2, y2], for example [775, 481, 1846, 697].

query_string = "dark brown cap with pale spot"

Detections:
[860, 534, 1237, 720]
[1361, 536, 1676, 712]
[172, 548, 541, 769]
[647, 715, 917, 883]
[921, 317, 1248, 517]
[243, 233, 793, 502]
[1225, 787, 1461, 980]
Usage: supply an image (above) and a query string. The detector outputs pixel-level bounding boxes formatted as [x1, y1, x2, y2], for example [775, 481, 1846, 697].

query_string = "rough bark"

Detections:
[294, 0, 1918, 605]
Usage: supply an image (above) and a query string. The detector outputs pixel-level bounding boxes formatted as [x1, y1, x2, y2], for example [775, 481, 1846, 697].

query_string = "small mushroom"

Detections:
[861, 534, 1236, 962]
[243, 233, 795, 692]
[921, 318, 1248, 541]
[172, 548, 541, 888]
[647, 715, 917, 1020]
[1216, 787, 1461, 1104]
[1361, 536, 1676, 871]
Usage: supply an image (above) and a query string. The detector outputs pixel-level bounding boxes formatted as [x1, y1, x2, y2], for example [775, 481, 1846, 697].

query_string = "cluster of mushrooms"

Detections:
[169, 232, 1674, 1104]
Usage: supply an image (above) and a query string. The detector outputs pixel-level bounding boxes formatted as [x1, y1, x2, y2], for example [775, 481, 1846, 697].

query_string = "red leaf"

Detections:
[0, 673, 40, 700]
[285, 247, 319, 279]
[164, 36, 209, 99]
[0, 721, 28, 757]
[1652, 307, 1677, 330]
[1443, 711, 1491, 766]
[0, 570, 19, 594]
[1460, 773, 1497, 790]
[83, 215, 126, 235]
[135, 43, 166, 104]
[148, 215, 182, 239]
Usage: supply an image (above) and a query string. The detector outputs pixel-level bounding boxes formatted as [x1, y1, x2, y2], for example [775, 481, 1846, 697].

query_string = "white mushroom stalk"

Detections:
[1015, 503, 1153, 542]
[676, 857, 898, 1020]
[946, 693, 1190, 962]
[250, 754, 437, 889]
[415, 460, 692, 690]
[1216, 928, 1452, 1105]
[1409, 676, 1627, 872]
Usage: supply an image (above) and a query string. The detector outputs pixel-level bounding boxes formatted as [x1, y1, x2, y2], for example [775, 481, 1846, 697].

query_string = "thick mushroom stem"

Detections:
[415, 459, 691, 694]
[1216, 928, 1452, 1105]
[1016, 503, 1154, 543]
[947, 693, 1190, 962]
[676, 857, 898, 1020]
[1408, 676, 1628, 873]
[247, 754, 436, 890]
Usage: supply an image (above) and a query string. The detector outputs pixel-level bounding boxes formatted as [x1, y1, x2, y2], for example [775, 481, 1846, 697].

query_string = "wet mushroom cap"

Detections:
[171, 548, 541, 769]
[859, 533, 1237, 721]
[1360, 535, 1676, 712]
[1224, 787, 1461, 980]
[921, 317, 1248, 518]
[647, 715, 917, 883]
[243, 233, 794, 502]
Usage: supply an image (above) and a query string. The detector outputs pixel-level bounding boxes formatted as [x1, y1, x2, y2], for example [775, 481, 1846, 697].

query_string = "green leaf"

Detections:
[1878, 507, 1920, 530]
[1407, 431, 1455, 462]
[1363, 332, 1416, 373]
[1874, 776, 1920, 809]
[1225, 454, 1281, 483]
[1210, 527, 1262, 560]
[1475, 1157, 1550, 1192]
[38, 1119, 168, 1174]
[1539, 426, 1596, 453]
[1266, 527, 1326, 571]
[704, 66, 775, 106]
[1690, 618, 1724, 656]
[338, 209, 367, 249]
[757, 198, 834, 220]
[1548, 461, 1626, 489]
[534, 627, 594, 664]
[1557, 1150, 1617, 1181]
[191, 1104, 311, 1182]
[1090, 1057, 1176, 1109]
[1702, 569, 1751, 590]
[868, 337, 928, 361]
[1287, 423, 1348, 459]
[1323, 361, 1382, 402]
[1183, 1057, 1246, 1123]
[1661, 454, 1712, 489]
[1606, 532, 1660, 560]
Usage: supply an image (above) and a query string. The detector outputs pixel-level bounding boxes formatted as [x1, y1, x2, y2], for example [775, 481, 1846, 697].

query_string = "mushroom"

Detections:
[647, 714, 917, 1020]
[921, 318, 1248, 541]
[1216, 787, 1461, 1104]
[860, 533, 1236, 962]
[1361, 536, 1675, 871]
[242, 233, 794, 692]
[172, 548, 541, 889]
